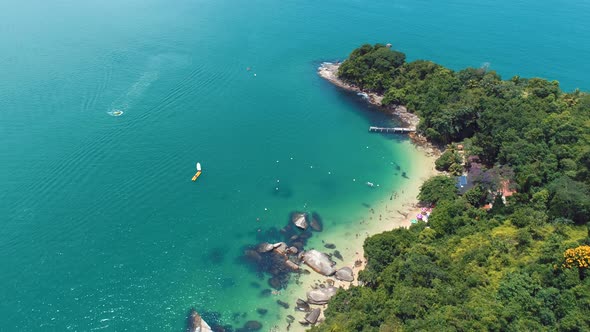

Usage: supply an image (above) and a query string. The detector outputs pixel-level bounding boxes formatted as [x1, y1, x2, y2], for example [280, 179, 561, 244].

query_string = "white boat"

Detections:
[192, 162, 202, 181]
[367, 182, 374, 187]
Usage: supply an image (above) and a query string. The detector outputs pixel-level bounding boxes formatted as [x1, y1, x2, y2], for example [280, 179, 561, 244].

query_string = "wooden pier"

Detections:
[369, 126, 415, 134]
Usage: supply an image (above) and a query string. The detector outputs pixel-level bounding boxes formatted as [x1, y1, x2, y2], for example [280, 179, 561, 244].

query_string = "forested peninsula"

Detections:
[313, 44, 590, 331]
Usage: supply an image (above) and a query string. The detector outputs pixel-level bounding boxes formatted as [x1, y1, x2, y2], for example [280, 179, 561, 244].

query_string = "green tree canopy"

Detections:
[418, 175, 458, 205]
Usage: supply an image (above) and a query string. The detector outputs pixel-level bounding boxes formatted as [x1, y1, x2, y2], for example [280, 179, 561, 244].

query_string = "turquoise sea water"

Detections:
[1, 0, 588, 330]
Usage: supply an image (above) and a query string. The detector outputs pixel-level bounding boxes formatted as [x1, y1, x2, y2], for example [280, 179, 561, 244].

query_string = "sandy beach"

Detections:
[266, 64, 441, 331]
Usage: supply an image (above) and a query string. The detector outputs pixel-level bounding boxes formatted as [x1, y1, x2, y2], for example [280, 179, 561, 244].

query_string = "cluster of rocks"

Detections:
[242, 211, 327, 290]
[186, 308, 266, 332]
[240, 211, 356, 328]
[187, 211, 356, 331]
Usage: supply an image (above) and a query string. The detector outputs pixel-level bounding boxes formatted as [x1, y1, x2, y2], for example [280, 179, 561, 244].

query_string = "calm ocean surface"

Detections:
[1, 0, 588, 330]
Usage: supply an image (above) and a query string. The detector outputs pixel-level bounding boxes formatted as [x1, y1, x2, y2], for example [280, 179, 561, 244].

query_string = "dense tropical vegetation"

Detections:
[311, 44, 590, 331]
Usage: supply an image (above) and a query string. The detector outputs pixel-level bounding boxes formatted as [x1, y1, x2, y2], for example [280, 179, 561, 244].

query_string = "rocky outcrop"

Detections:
[305, 308, 321, 324]
[292, 212, 308, 230]
[284, 260, 299, 271]
[335, 267, 354, 282]
[273, 242, 288, 255]
[256, 242, 274, 253]
[295, 298, 311, 312]
[188, 309, 213, 332]
[302, 250, 336, 276]
[306, 286, 338, 305]
[317, 62, 420, 130]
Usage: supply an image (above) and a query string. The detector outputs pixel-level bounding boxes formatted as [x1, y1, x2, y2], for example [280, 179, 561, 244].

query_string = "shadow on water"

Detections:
[270, 184, 293, 199]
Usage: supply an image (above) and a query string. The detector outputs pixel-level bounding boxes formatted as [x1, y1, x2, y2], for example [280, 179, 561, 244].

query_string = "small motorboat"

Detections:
[108, 109, 124, 116]
[366, 181, 374, 187]
[192, 162, 202, 181]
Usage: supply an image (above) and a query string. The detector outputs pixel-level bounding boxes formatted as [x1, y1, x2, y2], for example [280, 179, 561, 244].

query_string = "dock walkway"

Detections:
[369, 126, 415, 134]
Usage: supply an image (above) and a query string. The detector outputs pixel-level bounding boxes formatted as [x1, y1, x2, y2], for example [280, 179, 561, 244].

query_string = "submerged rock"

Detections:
[243, 250, 262, 264]
[306, 286, 338, 305]
[310, 212, 324, 232]
[333, 250, 343, 261]
[291, 241, 304, 251]
[292, 212, 308, 230]
[324, 243, 336, 249]
[305, 308, 321, 324]
[302, 250, 336, 276]
[256, 308, 268, 316]
[277, 299, 290, 309]
[273, 242, 288, 255]
[268, 277, 283, 290]
[242, 320, 262, 331]
[335, 267, 354, 282]
[284, 260, 299, 270]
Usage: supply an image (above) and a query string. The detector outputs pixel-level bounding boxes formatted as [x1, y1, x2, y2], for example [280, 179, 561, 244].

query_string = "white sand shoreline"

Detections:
[265, 64, 441, 331]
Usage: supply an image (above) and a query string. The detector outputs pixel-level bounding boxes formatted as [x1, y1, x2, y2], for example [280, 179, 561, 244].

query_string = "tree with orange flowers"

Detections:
[563, 245, 590, 280]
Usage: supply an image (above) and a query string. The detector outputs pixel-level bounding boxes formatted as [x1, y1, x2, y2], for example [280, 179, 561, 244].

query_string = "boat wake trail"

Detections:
[109, 70, 159, 115]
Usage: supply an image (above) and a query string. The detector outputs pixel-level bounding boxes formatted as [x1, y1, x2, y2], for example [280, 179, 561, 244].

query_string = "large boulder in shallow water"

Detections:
[284, 260, 299, 270]
[305, 308, 321, 324]
[295, 298, 311, 312]
[292, 212, 308, 230]
[256, 242, 274, 253]
[306, 286, 338, 305]
[243, 250, 262, 264]
[302, 250, 336, 276]
[242, 320, 262, 330]
[335, 267, 354, 282]
[188, 308, 213, 332]
[273, 242, 288, 256]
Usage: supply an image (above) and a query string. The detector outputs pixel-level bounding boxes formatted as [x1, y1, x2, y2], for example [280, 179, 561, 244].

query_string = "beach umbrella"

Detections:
[410, 219, 417, 224]
[421, 208, 427, 213]
[416, 214, 423, 220]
